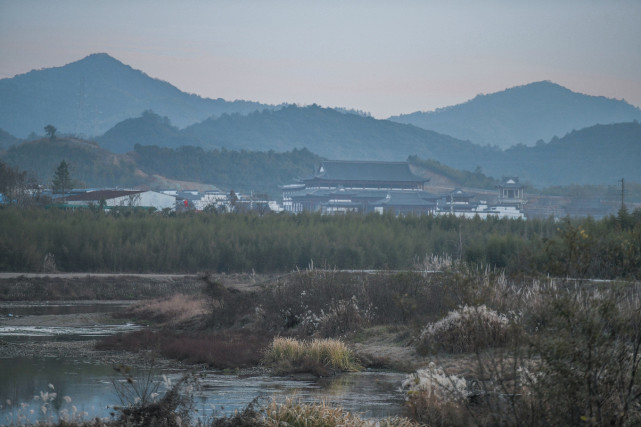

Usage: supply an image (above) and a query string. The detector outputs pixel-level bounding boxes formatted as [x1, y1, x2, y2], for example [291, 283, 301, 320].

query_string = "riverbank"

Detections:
[0, 272, 277, 301]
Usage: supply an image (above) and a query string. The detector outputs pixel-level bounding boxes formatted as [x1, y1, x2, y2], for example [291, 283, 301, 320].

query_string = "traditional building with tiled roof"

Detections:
[282, 160, 434, 214]
[300, 160, 428, 191]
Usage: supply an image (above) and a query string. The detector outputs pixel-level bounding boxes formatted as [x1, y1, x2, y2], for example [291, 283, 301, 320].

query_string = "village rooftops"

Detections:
[301, 160, 428, 189]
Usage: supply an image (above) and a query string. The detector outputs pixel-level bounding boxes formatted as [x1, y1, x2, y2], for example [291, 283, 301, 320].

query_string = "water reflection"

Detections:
[0, 358, 407, 424]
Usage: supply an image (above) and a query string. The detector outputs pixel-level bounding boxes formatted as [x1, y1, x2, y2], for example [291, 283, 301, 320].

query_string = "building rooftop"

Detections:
[498, 177, 525, 189]
[374, 191, 437, 207]
[306, 160, 427, 183]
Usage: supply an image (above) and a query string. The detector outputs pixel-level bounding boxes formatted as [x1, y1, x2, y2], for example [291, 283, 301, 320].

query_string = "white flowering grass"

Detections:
[1, 386, 91, 426]
[419, 305, 510, 353]
[401, 362, 469, 403]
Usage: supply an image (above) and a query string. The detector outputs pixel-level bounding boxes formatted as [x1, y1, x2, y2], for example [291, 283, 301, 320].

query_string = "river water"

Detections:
[0, 302, 408, 424]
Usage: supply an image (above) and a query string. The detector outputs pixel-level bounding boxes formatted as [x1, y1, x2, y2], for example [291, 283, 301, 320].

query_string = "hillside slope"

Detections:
[97, 111, 197, 154]
[0, 53, 273, 138]
[389, 81, 641, 148]
[492, 122, 641, 186]
[181, 104, 491, 163]
[1, 138, 146, 188]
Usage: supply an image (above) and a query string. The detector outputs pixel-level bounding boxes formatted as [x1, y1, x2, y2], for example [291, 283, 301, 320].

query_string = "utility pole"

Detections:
[619, 178, 625, 210]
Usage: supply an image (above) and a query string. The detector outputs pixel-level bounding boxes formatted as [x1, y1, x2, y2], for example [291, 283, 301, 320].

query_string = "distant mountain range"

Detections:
[2, 53, 640, 150]
[2, 121, 639, 191]
[0, 53, 275, 138]
[389, 81, 641, 148]
[98, 106, 489, 164]
[1, 53, 640, 190]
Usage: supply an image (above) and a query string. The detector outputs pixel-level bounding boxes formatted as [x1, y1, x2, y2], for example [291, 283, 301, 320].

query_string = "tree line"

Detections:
[1, 207, 639, 279]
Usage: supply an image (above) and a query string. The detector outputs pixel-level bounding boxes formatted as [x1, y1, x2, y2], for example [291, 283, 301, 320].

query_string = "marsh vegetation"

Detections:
[2, 207, 641, 425]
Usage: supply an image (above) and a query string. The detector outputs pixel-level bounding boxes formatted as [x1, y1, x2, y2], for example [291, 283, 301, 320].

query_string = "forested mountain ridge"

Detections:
[102, 105, 492, 163]
[94, 108, 640, 187]
[0, 53, 275, 138]
[3, 119, 638, 192]
[389, 81, 641, 148]
[491, 121, 641, 186]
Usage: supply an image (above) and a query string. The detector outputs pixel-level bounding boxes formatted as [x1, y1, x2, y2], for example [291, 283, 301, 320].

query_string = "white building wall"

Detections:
[103, 191, 176, 211]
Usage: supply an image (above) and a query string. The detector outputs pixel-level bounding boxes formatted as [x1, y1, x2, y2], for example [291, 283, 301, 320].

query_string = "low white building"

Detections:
[65, 189, 176, 211]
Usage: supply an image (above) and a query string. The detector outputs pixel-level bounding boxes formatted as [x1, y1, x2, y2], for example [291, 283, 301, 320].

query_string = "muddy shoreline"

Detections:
[0, 273, 425, 373]
[0, 272, 277, 301]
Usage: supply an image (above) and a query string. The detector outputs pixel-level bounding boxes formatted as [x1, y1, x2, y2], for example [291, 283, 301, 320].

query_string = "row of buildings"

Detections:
[50, 188, 274, 213]
[28, 160, 526, 219]
[281, 160, 526, 219]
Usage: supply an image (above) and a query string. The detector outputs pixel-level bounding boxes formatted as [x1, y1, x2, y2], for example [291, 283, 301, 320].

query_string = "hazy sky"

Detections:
[1, 0, 640, 118]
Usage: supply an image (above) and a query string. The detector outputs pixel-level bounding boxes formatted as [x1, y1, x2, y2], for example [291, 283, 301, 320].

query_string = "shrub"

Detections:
[263, 337, 361, 375]
[418, 305, 511, 354]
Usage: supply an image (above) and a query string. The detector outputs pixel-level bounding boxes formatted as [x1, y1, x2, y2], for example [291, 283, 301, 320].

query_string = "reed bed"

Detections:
[263, 337, 361, 373]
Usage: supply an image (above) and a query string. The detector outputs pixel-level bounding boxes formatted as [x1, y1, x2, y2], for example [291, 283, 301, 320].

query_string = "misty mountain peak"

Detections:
[70, 53, 129, 70]
[390, 81, 641, 147]
[0, 53, 274, 138]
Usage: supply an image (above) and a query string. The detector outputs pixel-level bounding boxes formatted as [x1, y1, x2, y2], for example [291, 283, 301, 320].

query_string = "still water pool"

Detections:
[0, 302, 409, 424]
[0, 357, 407, 424]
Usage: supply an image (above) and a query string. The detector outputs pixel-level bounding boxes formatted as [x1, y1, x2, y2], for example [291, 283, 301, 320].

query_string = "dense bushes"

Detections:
[404, 270, 641, 426]
[1, 207, 640, 279]
[417, 305, 511, 354]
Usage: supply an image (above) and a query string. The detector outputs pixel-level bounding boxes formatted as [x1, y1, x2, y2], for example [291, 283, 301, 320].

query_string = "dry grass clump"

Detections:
[265, 398, 419, 427]
[263, 337, 361, 375]
[418, 305, 511, 354]
[121, 294, 207, 326]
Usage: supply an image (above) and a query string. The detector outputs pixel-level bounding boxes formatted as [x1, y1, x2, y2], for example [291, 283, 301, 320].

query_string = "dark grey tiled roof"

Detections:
[374, 192, 437, 207]
[311, 160, 427, 182]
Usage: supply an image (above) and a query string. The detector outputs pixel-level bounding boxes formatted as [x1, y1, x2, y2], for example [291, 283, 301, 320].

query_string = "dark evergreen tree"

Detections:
[52, 160, 71, 196]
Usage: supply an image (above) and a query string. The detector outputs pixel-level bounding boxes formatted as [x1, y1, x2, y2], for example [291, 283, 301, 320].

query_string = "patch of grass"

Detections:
[263, 337, 361, 375]
[265, 398, 419, 427]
